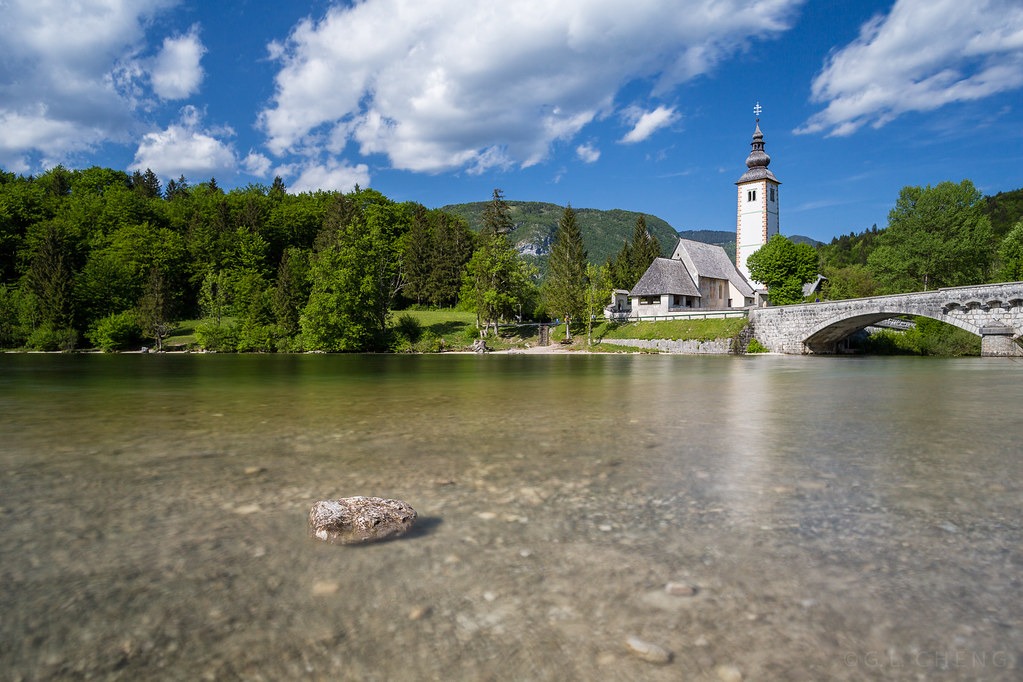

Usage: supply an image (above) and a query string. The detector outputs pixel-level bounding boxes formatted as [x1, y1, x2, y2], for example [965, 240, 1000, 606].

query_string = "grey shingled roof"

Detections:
[630, 258, 701, 297]
[736, 166, 779, 184]
[673, 239, 755, 298]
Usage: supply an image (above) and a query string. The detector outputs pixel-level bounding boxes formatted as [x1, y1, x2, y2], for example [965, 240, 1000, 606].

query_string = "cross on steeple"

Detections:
[753, 101, 762, 121]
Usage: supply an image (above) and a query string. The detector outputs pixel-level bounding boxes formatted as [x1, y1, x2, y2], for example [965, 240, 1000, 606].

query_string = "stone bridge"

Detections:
[749, 282, 1023, 357]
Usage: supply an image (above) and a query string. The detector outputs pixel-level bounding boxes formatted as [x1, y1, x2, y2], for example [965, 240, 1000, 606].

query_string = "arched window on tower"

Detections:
[747, 189, 757, 202]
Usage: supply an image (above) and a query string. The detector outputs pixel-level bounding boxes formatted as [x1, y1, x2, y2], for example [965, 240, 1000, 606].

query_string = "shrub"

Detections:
[195, 321, 239, 352]
[236, 323, 277, 352]
[0, 285, 31, 348]
[393, 313, 423, 343]
[746, 339, 769, 354]
[27, 324, 78, 352]
[87, 311, 144, 352]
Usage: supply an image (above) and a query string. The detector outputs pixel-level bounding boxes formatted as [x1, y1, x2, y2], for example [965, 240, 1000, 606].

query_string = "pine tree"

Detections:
[542, 205, 587, 340]
[428, 212, 474, 307]
[629, 215, 661, 284]
[607, 215, 661, 290]
[481, 188, 514, 237]
[402, 204, 434, 305]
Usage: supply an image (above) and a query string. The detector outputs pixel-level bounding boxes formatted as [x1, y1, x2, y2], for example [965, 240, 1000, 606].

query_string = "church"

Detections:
[607, 109, 779, 320]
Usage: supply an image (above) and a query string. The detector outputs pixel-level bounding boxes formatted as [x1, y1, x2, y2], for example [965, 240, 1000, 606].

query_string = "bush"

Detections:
[393, 313, 423, 344]
[236, 323, 277, 352]
[746, 339, 769, 354]
[0, 286, 30, 348]
[195, 321, 239, 352]
[87, 311, 145, 352]
[863, 318, 980, 356]
[27, 324, 78, 352]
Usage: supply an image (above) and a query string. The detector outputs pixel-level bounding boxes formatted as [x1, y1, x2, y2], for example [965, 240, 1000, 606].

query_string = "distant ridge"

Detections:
[439, 201, 678, 266]
[439, 201, 822, 268]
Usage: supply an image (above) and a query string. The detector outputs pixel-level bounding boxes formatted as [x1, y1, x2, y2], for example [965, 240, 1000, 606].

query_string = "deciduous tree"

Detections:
[997, 220, 1023, 282]
[746, 234, 818, 305]
[867, 180, 993, 293]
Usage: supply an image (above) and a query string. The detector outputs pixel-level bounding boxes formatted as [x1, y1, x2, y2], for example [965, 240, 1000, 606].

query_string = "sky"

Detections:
[1, 0, 1021, 243]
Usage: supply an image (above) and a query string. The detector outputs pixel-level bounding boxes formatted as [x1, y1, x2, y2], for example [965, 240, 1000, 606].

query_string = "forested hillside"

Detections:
[440, 201, 677, 266]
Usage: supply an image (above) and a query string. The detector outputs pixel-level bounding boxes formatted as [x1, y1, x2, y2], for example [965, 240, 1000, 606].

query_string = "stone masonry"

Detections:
[749, 282, 1023, 357]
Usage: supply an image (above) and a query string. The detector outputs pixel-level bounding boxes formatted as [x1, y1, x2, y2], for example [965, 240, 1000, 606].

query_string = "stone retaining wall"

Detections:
[600, 338, 734, 354]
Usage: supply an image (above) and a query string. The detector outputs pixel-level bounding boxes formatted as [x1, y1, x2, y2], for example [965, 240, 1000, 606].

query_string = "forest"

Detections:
[0, 166, 490, 352]
[1, 165, 1020, 354]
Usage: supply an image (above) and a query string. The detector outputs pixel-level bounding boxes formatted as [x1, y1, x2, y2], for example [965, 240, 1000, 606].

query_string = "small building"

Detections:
[604, 104, 782, 321]
[606, 238, 756, 321]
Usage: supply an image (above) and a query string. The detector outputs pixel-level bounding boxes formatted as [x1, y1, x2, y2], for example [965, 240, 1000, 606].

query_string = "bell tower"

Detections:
[735, 102, 780, 287]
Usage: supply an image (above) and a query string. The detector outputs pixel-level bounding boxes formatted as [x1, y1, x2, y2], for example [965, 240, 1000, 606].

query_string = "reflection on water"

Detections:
[1, 354, 1021, 680]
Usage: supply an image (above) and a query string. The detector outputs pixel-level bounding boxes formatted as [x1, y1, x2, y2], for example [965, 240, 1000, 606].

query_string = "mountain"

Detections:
[439, 201, 678, 266]
[439, 200, 824, 270]
[789, 234, 823, 248]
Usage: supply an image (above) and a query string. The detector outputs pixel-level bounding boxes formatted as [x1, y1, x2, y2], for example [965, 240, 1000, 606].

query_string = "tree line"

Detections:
[5, 164, 1014, 353]
[0, 167, 624, 352]
[813, 181, 1023, 301]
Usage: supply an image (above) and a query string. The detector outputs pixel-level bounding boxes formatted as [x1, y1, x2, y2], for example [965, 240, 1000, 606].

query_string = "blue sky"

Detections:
[2, 0, 1021, 243]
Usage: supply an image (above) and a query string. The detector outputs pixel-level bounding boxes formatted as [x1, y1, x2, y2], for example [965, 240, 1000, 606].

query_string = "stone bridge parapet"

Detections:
[749, 282, 1023, 357]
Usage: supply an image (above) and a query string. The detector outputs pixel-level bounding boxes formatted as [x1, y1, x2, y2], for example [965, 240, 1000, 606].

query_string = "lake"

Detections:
[1, 353, 1021, 680]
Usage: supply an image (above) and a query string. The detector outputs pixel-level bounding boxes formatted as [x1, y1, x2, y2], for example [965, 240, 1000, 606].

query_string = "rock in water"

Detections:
[308, 496, 417, 545]
[625, 636, 673, 664]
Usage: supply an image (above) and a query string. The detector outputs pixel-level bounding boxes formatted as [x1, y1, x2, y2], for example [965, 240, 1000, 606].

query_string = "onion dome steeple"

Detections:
[737, 105, 779, 184]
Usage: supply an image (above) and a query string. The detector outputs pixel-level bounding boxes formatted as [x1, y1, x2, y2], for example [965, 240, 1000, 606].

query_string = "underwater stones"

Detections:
[308, 496, 417, 545]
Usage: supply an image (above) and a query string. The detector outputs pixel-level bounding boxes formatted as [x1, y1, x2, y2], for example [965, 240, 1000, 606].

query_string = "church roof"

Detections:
[736, 122, 780, 185]
[630, 258, 701, 298]
[672, 239, 756, 298]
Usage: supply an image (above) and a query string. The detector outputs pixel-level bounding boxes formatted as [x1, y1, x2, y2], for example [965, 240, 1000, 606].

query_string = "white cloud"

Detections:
[259, 0, 801, 173]
[619, 105, 680, 144]
[281, 160, 371, 194]
[130, 106, 237, 180]
[0, 0, 179, 169]
[800, 0, 1023, 136]
[151, 25, 206, 100]
[576, 143, 601, 163]
[243, 152, 272, 177]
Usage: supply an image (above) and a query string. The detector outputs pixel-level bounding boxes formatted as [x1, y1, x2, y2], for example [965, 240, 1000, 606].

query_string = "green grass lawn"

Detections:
[595, 318, 747, 342]
[164, 318, 230, 350]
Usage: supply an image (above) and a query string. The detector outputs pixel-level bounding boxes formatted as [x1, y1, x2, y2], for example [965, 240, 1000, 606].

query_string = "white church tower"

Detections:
[735, 103, 780, 288]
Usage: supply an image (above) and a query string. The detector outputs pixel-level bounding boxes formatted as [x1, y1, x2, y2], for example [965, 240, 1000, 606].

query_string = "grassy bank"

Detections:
[594, 318, 747, 343]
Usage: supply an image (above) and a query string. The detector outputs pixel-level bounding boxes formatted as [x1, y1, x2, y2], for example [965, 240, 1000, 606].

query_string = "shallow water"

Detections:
[1, 354, 1021, 680]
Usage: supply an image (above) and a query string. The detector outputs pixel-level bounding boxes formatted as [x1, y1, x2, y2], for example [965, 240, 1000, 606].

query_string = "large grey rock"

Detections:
[308, 496, 417, 545]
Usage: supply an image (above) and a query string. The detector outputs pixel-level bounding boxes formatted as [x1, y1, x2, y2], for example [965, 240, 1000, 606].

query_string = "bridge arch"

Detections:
[748, 282, 1023, 356]
[802, 310, 979, 353]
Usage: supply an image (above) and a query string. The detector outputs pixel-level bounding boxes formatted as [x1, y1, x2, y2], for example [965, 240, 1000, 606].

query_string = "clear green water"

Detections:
[1, 354, 1021, 680]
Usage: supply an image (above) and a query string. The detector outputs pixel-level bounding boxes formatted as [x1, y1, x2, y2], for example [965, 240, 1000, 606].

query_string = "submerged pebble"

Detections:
[625, 635, 672, 664]
[665, 582, 697, 596]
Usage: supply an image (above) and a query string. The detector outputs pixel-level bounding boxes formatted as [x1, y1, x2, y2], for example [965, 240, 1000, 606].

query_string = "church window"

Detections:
[770, 186, 775, 202]
[747, 189, 757, 202]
